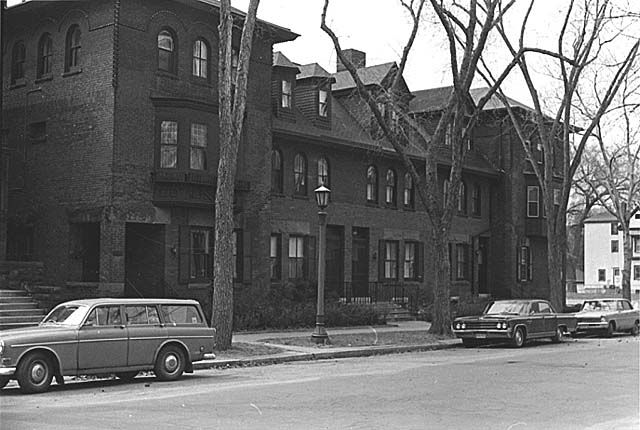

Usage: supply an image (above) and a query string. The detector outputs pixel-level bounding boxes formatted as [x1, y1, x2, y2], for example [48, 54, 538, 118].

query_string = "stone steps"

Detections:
[0, 289, 47, 330]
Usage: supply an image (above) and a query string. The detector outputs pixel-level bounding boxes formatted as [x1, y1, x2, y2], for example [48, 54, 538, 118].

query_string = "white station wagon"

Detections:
[0, 298, 216, 393]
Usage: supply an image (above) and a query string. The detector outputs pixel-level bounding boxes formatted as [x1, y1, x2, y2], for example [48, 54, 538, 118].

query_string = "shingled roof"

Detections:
[273, 52, 300, 72]
[410, 86, 533, 114]
[332, 62, 397, 92]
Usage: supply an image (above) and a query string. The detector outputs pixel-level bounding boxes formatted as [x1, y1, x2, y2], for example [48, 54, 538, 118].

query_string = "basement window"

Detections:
[28, 121, 47, 143]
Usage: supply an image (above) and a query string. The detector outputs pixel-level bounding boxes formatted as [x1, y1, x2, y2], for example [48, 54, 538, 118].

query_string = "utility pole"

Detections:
[0, 0, 8, 261]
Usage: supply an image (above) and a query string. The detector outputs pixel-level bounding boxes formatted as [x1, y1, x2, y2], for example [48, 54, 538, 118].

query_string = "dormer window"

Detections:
[318, 89, 328, 117]
[282, 80, 292, 108]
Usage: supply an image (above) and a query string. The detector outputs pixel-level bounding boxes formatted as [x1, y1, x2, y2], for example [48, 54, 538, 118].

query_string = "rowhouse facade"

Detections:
[2, 0, 559, 313]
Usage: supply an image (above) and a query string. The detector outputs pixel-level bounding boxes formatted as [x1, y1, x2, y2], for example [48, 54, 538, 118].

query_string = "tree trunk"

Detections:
[428, 223, 452, 336]
[547, 220, 565, 313]
[621, 226, 632, 300]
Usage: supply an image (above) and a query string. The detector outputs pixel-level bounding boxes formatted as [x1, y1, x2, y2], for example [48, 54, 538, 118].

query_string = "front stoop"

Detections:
[0, 289, 47, 330]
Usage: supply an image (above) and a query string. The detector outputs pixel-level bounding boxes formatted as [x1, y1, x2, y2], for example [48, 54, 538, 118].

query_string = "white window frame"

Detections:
[527, 186, 539, 218]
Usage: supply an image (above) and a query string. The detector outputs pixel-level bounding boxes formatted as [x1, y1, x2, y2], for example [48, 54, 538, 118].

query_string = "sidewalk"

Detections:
[193, 320, 460, 370]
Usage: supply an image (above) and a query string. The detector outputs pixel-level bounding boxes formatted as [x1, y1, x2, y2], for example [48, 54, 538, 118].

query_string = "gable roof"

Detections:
[332, 62, 397, 92]
[273, 52, 300, 72]
[297, 63, 335, 81]
[584, 211, 617, 223]
[410, 86, 533, 114]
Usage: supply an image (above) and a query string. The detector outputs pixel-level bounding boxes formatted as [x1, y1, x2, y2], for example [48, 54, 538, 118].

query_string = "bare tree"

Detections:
[211, 0, 261, 349]
[483, 0, 639, 311]
[586, 68, 640, 299]
[322, 0, 517, 335]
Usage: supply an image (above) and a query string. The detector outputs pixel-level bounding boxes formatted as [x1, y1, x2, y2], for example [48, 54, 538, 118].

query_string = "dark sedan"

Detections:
[452, 299, 577, 348]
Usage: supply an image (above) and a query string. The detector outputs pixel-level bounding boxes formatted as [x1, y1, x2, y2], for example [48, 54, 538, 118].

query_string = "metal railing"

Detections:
[338, 281, 420, 311]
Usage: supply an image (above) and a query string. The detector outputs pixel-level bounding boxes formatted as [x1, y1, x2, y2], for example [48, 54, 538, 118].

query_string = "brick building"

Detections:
[2, 0, 556, 311]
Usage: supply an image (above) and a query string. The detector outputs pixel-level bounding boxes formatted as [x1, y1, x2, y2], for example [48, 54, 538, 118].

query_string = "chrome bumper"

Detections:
[577, 322, 608, 330]
[0, 367, 16, 376]
[452, 329, 511, 339]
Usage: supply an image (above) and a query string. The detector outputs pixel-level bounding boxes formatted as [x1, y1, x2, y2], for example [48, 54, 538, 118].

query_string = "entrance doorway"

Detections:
[326, 225, 344, 298]
[125, 223, 165, 298]
[351, 227, 369, 298]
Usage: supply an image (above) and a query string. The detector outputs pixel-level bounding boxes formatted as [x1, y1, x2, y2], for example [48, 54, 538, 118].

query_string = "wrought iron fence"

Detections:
[339, 281, 420, 312]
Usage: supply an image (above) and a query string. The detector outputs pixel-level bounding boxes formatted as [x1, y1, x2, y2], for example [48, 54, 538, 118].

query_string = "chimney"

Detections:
[336, 49, 366, 72]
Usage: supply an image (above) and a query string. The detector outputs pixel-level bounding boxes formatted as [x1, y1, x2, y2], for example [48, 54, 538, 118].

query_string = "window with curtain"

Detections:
[383, 241, 399, 280]
[385, 169, 396, 206]
[190, 123, 207, 170]
[65, 25, 81, 71]
[318, 89, 328, 117]
[270, 234, 282, 281]
[190, 228, 211, 280]
[288, 236, 305, 279]
[192, 39, 208, 78]
[160, 121, 178, 168]
[293, 153, 307, 196]
[37, 33, 53, 77]
[366, 165, 378, 203]
[317, 157, 329, 187]
[282, 80, 292, 108]
[158, 29, 176, 73]
[403, 173, 414, 208]
[11, 41, 26, 83]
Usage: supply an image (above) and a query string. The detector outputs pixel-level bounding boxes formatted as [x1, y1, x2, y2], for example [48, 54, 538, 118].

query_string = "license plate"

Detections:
[475, 333, 487, 339]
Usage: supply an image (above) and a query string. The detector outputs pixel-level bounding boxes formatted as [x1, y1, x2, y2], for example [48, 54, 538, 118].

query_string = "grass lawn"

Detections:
[215, 342, 287, 358]
[258, 331, 448, 348]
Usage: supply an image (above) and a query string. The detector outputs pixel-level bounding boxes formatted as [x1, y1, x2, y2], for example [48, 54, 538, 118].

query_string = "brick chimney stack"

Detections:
[336, 49, 366, 72]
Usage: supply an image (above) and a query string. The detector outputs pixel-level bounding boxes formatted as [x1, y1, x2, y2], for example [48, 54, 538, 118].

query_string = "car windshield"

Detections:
[485, 302, 526, 315]
[581, 301, 616, 311]
[41, 304, 88, 326]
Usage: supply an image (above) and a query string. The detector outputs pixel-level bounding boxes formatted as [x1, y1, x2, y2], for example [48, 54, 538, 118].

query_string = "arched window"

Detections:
[11, 41, 26, 83]
[158, 29, 176, 73]
[65, 25, 81, 71]
[317, 157, 329, 187]
[385, 169, 396, 206]
[403, 172, 414, 208]
[366, 165, 378, 203]
[193, 38, 208, 78]
[458, 181, 467, 214]
[293, 153, 307, 196]
[271, 149, 283, 193]
[37, 33, 53, 77]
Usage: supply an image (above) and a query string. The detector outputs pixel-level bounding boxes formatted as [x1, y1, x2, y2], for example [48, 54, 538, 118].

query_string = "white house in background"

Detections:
[583, 210, 640, 294]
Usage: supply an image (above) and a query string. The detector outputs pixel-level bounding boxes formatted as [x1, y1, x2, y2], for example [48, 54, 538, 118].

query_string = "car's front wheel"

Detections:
[511, 327, 525, 348]
[0, 376, 9, 389]
[551, 326, 564, 343]
[154, 345, 185, 381]
[17, 351, 53, 393]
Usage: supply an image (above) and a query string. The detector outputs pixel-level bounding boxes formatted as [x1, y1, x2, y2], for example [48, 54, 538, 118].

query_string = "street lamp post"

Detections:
[312, 185, 331, 344]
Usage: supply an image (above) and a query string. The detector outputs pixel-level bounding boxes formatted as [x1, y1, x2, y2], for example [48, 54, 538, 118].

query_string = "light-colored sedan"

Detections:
[0, 298, 216, 393]
[575, 298, 640, 337]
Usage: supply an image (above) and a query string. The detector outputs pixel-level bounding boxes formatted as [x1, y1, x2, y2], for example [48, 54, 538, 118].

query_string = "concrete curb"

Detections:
[193, 341, 459, 370]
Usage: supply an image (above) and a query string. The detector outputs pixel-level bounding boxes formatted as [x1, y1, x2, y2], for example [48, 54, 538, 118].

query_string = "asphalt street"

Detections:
[1, 336, 638, 430]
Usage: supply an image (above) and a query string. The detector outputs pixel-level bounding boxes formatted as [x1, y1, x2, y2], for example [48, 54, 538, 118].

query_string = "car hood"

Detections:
[454, 314, 521, 322]
[0, 324, 78, 344]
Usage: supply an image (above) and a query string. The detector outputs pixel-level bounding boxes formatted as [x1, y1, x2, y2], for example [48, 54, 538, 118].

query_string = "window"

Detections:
[366, 165, 378, 203]
[611, 222, 618, 235]
[553, 189, 561, 206]
[598, 269, 606, 282]
[293, 153, 307, 196]
[65, 25, 81, 71]
[633, 236, 640, 253]
[317, 157, 329, 187]
[288, 236, 305, 279]
[125, 305, 160, 325]
[84, 306, 122, 326]
[385, 169, 396, 206]
[635, 266, 640, 281]
[270, 234, 282, 281]
[190, 123, 207, 170]
[456, 244, 469, 280]
[161, 305, 203, 325]
[471, 184, 481, 216]
[190, 228, 212, 280]
[318, 89, 328, 117]
[613, 267, 620, 277]
[518, 246, 532, 281]
[28, 121, 47, 143]
[271, 149, 283, 193]
[11, 41, 26, 83]
[192, 39, 208, 78]
[527, 186, 539, 217]
[160, 121, 178, 168]
[444, 125, 452, 146]
[158, 29, 176, 73]
[538, 302, 552, 314]
[403, 173, 414, 209]
[457, 181, 467, 214]
[404, 242, 422, 280]
[233, 230, 243, 281]
[382, 241, 399, 280]
[611, 240, 619, 253]
[282, 80, 292, 108]
[37, 33, 53, 77]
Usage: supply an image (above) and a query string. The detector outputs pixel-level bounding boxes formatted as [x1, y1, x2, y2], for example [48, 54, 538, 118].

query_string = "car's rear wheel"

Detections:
[0, 376, 9, 389]
[606, 322, 615, 337]
[115, 371, 138, 382]
[17, 351, 53, 394]
[630, 321, 639, 337]
[154, 345, 185, 381]
[551, 326, 564, 343]
[511, 327, 525, 348]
